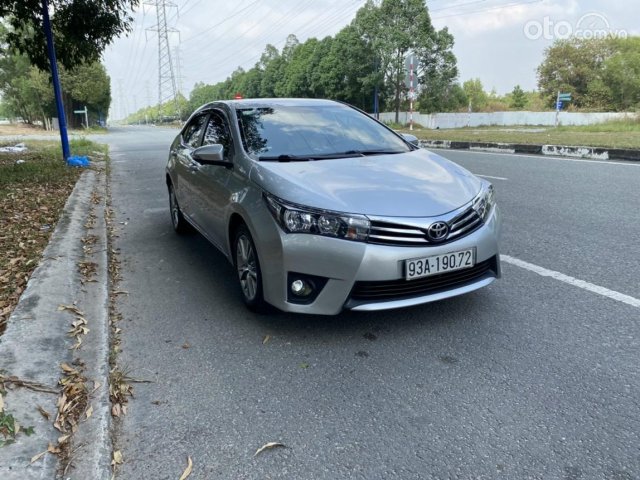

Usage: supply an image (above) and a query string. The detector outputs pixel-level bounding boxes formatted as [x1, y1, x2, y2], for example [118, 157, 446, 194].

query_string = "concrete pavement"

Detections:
[0, 166, 111, 479]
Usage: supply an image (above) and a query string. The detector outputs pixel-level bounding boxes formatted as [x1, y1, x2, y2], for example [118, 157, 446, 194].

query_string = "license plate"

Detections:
[405, 248, 475, 280]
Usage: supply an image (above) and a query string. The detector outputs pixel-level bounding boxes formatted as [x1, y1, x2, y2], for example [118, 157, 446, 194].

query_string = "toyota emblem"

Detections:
[427, 221, 449, 242]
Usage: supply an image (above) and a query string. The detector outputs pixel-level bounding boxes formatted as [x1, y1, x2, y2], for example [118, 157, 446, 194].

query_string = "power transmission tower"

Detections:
[145, 81, 152, 124]
[172, 45, 184, 96]
[144, 0, 180, 121]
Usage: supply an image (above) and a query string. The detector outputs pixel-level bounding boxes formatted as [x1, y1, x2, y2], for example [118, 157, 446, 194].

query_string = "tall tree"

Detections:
[0, 25, 111, 127]
[61, 62, 111, 124]
[318, 26, 375, 109]
[353, 0, 448, 122]
[601, 37, 640, 111]
[536, 37, 614, 109]
[258, 44, 284, 98]
[0, 0, 138, 70]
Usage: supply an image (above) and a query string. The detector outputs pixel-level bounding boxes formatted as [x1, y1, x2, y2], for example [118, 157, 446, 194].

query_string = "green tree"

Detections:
[1, 25, 112, 127]
[258, 44, 284, 97]
[536, 37, 614, 109]
[463, 78, 487, 111]
[601, 37, 640, 111]
[318, 26, 375, 109]
[278, 37, 321, 97]
[353, 0, 449, 122]
[418, 82, 466, 113]
[61, 62, 111, 126]
[416, 27, 459, 113]
[510, 85, 527, 110]
[0, 0, 138, 70]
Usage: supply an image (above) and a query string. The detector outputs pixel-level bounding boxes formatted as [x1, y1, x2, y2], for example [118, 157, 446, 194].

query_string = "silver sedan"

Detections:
[166, 98, 501, 315]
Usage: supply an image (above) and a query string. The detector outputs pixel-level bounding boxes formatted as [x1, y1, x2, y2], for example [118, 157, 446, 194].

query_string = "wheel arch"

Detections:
[228, 213, 246, 254]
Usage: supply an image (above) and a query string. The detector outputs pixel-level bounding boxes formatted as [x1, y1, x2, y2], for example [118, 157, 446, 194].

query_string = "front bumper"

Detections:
[254, 205, 502, 315]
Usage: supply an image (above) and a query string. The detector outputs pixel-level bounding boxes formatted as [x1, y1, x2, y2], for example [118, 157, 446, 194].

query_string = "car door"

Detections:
[192, 110, 237, 250]
[173, 113, 208, 226]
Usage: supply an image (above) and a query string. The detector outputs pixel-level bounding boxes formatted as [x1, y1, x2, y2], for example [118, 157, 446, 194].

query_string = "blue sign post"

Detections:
[41, 0, 70, 161]
[555, 92, 572, 127]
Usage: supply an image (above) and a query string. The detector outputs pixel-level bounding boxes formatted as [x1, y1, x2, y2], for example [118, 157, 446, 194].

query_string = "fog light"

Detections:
[287, 272, 329, 304]
[291, 279, 311, 296]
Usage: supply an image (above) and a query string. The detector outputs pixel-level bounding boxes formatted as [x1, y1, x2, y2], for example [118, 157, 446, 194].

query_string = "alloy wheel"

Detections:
[236, 234, 258, 301]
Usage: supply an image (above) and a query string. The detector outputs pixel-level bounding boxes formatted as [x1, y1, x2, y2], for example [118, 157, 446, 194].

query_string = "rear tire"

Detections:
[233, 224, 268, 313]
[169, 184, 192, 234]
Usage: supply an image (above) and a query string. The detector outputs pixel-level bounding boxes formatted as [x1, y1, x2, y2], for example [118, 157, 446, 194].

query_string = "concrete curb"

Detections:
[418, 139, 640, 162]
[0, 167, 111, 479]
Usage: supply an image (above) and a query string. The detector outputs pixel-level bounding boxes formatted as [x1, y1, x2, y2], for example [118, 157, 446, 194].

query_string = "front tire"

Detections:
[169, 185, 192, 234]
[233, 224, 268, 313]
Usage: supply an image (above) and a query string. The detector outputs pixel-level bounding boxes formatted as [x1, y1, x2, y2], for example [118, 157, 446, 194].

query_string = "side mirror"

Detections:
[400, 133, 420, 147]
[192, 144, 230, 167]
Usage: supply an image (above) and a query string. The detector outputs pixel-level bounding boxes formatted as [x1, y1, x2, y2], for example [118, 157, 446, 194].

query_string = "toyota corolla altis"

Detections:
[166, 98, 501, 315]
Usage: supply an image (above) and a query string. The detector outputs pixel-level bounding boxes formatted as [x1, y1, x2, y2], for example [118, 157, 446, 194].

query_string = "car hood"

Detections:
[250, 149, 482, 217]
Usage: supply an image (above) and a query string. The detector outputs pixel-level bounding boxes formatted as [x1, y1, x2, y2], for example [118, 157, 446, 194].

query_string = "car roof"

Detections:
[198, 98, 344, 112]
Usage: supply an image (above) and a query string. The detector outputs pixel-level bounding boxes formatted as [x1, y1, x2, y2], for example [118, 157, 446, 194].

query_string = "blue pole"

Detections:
[374, 85, 379, 120]
[41, 0, 70, 160]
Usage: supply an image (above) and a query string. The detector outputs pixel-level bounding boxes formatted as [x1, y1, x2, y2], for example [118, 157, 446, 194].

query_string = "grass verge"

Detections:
[0, 138, 106, 334]
[401, 118, 640, 150]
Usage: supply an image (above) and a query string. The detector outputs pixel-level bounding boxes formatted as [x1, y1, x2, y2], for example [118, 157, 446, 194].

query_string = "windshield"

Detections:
[236, 104, 411, 160]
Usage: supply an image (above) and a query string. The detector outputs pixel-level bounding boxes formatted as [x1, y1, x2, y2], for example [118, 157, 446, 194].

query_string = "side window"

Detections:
[203, 111, 233, 160]
[182, 114, 207, 148]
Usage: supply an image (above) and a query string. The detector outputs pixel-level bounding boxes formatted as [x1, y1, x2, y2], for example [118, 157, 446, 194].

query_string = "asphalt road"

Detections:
[103, 126, 639, 480]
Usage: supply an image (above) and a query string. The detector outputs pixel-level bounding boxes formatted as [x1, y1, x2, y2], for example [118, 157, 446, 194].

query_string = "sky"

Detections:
[103, 0, 639, 120]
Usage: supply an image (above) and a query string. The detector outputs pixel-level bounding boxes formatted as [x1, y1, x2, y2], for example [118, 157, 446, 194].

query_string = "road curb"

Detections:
[0, 167, 111, 479]
[418, 139, 640, 162]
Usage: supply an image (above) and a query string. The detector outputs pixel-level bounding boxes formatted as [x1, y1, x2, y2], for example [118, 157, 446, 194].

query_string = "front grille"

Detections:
[349, 257, 496, 302]
[368, 206, 482, 247]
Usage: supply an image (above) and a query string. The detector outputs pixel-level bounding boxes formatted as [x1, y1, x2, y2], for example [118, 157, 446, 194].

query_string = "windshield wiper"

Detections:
[259, 152, 365, 162]
[259, 154, 310, 162]
[343, 149, 405, 156]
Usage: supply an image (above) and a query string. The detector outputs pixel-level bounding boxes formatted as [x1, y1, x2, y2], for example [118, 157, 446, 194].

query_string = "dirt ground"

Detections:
[0, 123, 57, 136]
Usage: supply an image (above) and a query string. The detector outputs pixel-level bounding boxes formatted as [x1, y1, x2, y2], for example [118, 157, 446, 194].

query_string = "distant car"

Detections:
[166, 98, 501, 315]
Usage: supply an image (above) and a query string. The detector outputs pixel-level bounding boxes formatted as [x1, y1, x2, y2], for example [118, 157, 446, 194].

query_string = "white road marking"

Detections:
[431, 148, 640, 167]
[502, 255, 640, 309]
[476, 174, 508, 181]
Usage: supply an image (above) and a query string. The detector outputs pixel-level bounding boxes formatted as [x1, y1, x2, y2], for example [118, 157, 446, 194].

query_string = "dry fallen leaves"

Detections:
[254, 442, 286, 457]
[112, 450, 123, 467]
[0, 161, 81, 331]
[37, 405, 50, 420]
[30, 450, 48, 463]
[108, 368, 135, 417]
[178, 456, 193, 480]
[262, 335, 271, 345]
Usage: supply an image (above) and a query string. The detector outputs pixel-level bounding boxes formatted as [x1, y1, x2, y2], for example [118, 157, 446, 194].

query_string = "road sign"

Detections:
[73, 106, 89, 128]
[558, 93, 572, 101]
[556, 101, 564, 110]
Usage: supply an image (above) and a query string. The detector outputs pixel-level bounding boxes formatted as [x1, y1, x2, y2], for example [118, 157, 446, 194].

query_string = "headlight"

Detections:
[472, 183, 496, 222]
[264, 193, 370, 241]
